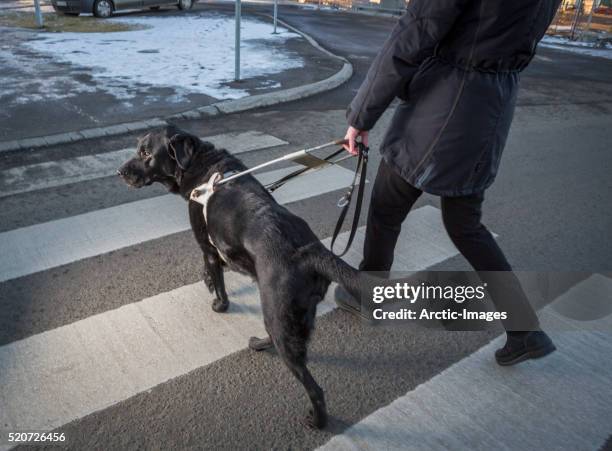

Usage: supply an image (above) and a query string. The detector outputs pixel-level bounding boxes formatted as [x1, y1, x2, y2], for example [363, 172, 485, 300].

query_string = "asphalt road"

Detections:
[0, 4, 611, 451]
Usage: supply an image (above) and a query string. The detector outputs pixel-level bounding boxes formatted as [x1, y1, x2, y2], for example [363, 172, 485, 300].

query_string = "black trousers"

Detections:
[361, 159, 539, 331]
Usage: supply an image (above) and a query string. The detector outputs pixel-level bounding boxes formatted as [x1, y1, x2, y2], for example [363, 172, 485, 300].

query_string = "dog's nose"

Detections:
[117, 169, 126, 176]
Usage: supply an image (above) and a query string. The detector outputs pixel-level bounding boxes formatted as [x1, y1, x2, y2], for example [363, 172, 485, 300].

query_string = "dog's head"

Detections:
[117, 125, 200, 193]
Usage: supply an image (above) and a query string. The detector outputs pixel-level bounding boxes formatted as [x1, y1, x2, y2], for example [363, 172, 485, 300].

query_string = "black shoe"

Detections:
[334, 285, 369, 320]
[495, 331, 556, 366]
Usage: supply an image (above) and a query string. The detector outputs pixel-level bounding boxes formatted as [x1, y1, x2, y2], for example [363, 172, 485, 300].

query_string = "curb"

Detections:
[0, 16, 352, 154]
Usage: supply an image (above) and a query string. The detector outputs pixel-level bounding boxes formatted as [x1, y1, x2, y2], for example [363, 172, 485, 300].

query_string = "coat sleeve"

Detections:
[347, 0, 470, 131]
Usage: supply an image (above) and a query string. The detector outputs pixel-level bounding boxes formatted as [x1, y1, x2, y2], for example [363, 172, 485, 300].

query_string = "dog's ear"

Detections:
[168, 133, 198, 170]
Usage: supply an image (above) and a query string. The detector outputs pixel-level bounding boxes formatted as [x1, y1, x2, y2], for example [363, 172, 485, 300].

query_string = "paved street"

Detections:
[0, 3, 611, 450]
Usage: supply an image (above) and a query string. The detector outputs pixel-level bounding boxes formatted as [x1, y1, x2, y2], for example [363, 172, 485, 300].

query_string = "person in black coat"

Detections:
[337, 0, 560, 365]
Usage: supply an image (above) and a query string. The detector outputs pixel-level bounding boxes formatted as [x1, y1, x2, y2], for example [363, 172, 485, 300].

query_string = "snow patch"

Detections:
[22, 13, 304, 100]
[0, 39, 148, 108]
[255, 81, 281, 90]
[299, 4, 337, 10]
[539, 35, 612, 60]
[542, 35, 612, 49]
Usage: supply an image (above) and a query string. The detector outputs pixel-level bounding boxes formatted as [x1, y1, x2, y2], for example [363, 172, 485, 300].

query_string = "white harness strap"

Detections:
[195, 172, 223, 223]
[190, 172, 234, 262]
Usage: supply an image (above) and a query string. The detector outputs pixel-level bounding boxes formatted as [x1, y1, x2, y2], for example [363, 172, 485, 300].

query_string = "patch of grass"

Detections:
[0, 11, 148, 32]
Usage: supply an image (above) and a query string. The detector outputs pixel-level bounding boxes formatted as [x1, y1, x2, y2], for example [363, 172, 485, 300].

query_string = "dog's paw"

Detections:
[302, 408, 327, 429]
[248, 336, 273, 352]
[212, 298, 229, 313]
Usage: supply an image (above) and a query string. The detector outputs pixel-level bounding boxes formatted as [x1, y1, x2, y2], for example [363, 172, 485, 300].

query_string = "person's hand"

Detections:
[343, 126, 368, 156]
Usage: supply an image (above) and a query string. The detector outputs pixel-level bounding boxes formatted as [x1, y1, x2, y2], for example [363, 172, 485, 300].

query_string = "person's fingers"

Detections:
[342, 131, 351, 152]
[344, 128, 355, 155]
[362, 131, 369, 148]
[344, 127, 364, 155]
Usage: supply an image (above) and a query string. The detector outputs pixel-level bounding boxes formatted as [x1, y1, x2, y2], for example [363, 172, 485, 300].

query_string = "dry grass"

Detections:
[0, 11, 148, 33]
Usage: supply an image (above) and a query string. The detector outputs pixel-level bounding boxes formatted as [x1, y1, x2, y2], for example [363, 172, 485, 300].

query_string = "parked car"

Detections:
[594, 6, 612, 15]
[51, 0, 195, 18]
[561, 0, 576, 11]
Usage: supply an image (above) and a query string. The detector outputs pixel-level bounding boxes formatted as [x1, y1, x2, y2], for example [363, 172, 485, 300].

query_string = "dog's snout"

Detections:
[117, 163, 130, 177]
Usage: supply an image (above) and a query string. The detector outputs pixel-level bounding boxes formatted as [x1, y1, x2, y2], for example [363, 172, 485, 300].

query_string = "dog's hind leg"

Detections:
[265, 292, 327, 429]
[248, 336, 273, 351]
[276, 333, 327, 429]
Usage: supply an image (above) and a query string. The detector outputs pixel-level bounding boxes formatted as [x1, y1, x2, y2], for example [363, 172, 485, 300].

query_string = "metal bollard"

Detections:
[34, 0, 44, 28]
[235, 0, 241, 81]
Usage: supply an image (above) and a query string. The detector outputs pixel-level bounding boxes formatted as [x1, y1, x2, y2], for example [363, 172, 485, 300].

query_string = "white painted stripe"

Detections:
[0, 164, 355, 283]
[318, 275, 612, 451]
[534, 54, 553, 62]
[0, 131, 287, 198]
[204, 130, 287, 154]
[328, 205, 463, 272]
[0, 275, 265, 442]
[0, 206, 461, 440]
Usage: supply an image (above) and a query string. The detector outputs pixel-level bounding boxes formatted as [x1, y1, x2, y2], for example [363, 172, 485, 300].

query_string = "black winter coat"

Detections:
[347, 0, 561, 196]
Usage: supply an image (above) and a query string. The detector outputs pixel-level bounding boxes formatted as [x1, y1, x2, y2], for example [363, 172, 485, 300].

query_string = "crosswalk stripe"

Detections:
[330, 205, 465, 271]
[0, 206, 463, 440]
[0, 164, 356, 283]
[0, 131, 288, 198]
[317, 274, 612, 451]
[534, 54, 553, 62]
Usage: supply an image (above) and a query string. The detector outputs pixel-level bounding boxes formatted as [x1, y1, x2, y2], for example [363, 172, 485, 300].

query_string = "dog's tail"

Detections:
[294, 241, 378, 302]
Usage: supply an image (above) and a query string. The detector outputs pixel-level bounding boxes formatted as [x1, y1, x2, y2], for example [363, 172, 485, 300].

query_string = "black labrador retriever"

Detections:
[118, 125, 365, 428]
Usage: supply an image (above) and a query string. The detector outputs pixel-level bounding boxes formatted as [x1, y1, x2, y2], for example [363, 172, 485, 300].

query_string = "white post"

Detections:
[570, 0, 584, 40]
[235, 0, 241, 81]
[273, 0, 278, 34]
[33, 0, 44, 28]
[580, 0, 596, 39]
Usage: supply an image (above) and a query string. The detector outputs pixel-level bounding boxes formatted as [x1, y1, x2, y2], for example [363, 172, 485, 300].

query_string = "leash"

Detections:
[212, 139, 348, 188]
[190, 139, 369, 257]
[329, 142, 368, 257]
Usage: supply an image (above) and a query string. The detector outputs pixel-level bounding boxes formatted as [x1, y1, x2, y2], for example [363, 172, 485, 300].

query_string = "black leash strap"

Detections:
[330, 143, 369, 257]
[258, 141, 368, 257]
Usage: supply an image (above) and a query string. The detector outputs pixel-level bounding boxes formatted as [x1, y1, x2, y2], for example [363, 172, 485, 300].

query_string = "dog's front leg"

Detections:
[202, 260, 215, 293]
[203, 250, 230, 313]
[189, 201, 230, 313]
